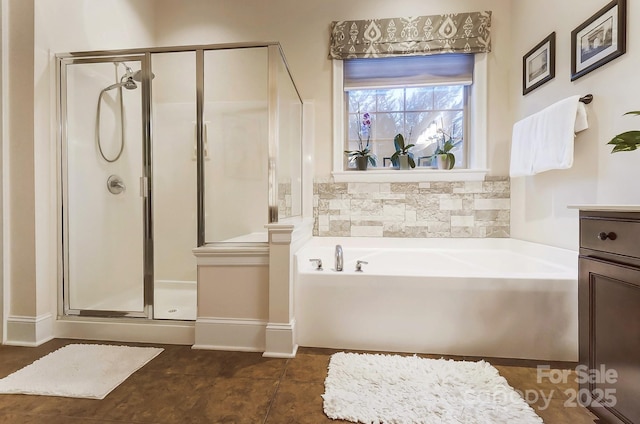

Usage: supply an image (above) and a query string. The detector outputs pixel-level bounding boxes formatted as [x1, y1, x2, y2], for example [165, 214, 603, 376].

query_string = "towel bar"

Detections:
[579, 94, 593, 104]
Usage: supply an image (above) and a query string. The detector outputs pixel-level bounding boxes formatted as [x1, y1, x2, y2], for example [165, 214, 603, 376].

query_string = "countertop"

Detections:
[568, 205, 640, 212]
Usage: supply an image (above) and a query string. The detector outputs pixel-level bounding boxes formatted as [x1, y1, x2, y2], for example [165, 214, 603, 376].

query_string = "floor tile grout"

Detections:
[261, 357, 290, 424]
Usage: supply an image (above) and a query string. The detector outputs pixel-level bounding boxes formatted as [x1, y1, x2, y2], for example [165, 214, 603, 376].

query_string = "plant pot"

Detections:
[398, 155, 410, 170]
[355, 156, 369, 170]
[435, 154, 454, 170]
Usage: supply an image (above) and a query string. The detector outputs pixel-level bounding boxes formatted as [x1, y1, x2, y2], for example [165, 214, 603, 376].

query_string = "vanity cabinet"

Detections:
[578, 210, 640, 424]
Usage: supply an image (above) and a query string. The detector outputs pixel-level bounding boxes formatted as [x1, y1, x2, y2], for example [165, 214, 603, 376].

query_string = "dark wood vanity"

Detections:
[578, 208, 640, 424]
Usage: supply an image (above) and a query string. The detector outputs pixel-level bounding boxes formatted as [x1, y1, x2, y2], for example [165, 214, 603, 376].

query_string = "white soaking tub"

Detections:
[294, 237, 578, 361]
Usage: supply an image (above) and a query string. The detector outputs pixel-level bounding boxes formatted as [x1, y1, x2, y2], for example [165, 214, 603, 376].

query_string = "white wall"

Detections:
[153, 0, 514, 178]
[2, 0, 156, 342]
[6, 0, 36, 320]
[1, 0, 5, 342]
[510, 0, 640, 250]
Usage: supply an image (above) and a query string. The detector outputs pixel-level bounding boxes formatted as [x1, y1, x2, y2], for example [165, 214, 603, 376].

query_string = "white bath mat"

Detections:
[322, 352, 543, 424]
[0, 344, 163, 399]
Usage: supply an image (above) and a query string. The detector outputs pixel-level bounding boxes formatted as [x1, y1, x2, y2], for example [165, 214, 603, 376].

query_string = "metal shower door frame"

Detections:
[56, 42, 304, 319]
[57, 53, 153, 318]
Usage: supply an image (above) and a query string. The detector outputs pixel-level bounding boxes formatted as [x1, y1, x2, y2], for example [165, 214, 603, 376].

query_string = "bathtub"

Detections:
[294, 237, 578, 361]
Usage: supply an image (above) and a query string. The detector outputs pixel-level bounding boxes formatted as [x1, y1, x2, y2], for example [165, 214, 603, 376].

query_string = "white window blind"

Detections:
[343, 54, 474, 90]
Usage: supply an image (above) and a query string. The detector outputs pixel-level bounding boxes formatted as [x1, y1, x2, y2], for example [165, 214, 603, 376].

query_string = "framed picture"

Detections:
[522, 32, 556, 95]
[571, 0, 626, 81]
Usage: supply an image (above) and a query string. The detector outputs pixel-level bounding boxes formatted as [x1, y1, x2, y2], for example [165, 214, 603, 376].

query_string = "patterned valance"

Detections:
[329, 12, 491, 59]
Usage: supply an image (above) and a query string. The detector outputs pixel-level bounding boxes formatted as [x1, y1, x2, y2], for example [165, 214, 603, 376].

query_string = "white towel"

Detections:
[510, 95, 588, 177]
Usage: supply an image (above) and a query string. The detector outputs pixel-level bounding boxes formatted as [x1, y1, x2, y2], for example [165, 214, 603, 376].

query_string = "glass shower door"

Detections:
[62, 56, 147, 316]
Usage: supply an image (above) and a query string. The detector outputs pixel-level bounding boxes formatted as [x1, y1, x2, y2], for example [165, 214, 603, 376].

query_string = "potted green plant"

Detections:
[431, 127, 462, 170]
[391, 133, 415, 169]
[608, 111, 640, 153]
[344, 111, 377, 170]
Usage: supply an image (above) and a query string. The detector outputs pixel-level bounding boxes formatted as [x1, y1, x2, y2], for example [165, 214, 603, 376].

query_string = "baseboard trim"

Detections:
[54, 317, 195, 345]
[5, 313, 54, 346]
[263, 320, 297, 358]
[194, 317, 267, 352]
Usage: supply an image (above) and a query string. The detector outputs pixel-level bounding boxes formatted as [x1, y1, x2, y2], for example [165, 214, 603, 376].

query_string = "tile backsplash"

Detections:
[313, 177, 510, 237]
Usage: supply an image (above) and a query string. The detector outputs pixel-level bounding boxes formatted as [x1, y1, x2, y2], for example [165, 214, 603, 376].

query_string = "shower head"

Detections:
[122, 77, 138, 90]
[131, 69, 155, 82]
[103, 62, 153, 91]
[117, 62, 155, 82]
[103, 77, 138, 91]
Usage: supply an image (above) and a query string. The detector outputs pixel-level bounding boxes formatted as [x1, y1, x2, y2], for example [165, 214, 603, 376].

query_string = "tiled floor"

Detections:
[0, 339, 599, 424]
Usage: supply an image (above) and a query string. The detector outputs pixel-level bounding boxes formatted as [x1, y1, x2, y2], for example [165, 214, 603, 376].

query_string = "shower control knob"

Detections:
[355, 260, 368, 272]
[597, 231, 617, 241]
[107, 175, 125, 195]
[309, 258, 323, 271]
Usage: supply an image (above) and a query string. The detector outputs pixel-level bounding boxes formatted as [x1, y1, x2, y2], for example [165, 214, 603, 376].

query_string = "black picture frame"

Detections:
[522, 32, 556, 95]
[571, 0, 626, 81]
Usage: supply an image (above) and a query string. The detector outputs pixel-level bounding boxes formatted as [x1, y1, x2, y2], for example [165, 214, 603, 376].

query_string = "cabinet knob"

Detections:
[597, 231, 617, 241]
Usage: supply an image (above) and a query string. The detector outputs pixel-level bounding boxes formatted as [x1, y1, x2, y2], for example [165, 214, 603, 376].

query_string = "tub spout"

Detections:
[335, 245, 343, 271]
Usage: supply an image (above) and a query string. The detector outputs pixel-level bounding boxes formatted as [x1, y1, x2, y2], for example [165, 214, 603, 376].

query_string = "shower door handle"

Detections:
[140, 176, 149, 198]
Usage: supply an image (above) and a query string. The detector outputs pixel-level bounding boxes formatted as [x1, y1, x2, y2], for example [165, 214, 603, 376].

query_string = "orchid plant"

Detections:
[430, 122, 462, 170]
[391, 129, 416, 168]
[344, 111, 377, 167]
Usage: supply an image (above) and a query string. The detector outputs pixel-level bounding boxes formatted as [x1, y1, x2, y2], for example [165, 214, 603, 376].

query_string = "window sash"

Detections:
[344, 86, 469, 169]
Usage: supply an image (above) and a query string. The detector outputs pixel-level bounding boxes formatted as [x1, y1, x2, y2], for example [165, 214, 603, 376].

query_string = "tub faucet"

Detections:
[335, 244, 343, 271]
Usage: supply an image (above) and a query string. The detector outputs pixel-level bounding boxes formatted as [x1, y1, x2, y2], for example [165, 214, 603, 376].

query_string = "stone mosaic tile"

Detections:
[416, 209, 451, 223]
[486, 226, 510, 238]
[390, 183, 420, 194]
[453, 181, 484, 194]
[351, 225, 383, 237]
[313, 177, 510, 238]
[348, 183, 381, 194]
[451, 215, 475, 227]
[451, 227, 474, 237]
[474, 198, 510, 210]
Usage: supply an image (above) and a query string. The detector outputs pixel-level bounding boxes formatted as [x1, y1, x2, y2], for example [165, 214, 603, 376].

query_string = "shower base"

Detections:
[154, 280, 197, 320]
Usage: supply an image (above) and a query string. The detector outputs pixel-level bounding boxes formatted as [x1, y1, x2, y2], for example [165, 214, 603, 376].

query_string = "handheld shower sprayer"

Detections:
[96, 61, 156, 163]
[102, 62, 138, 91]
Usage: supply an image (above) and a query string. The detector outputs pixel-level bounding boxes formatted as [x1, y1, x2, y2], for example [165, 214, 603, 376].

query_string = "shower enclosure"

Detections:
[57, 43, 303, 320]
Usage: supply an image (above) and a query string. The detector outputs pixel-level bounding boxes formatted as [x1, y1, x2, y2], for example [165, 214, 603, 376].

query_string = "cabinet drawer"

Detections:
[580, 218, 640, 259]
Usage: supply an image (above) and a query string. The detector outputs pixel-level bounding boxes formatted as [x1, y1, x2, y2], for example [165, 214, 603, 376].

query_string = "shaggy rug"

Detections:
[322, 352, 543, 424]
[0, 344, 163, 399]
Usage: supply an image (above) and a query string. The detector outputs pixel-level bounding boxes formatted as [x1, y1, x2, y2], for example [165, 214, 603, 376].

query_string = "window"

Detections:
[332, 54, 488, 182]
[346, 85, 467, 169]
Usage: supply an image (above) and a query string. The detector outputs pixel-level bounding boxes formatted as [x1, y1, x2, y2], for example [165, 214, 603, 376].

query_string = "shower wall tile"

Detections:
[313, 177, 510, 238]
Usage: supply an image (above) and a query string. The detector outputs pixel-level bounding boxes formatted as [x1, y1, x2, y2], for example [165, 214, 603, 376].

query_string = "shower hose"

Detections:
[95, 85, 126, 163]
